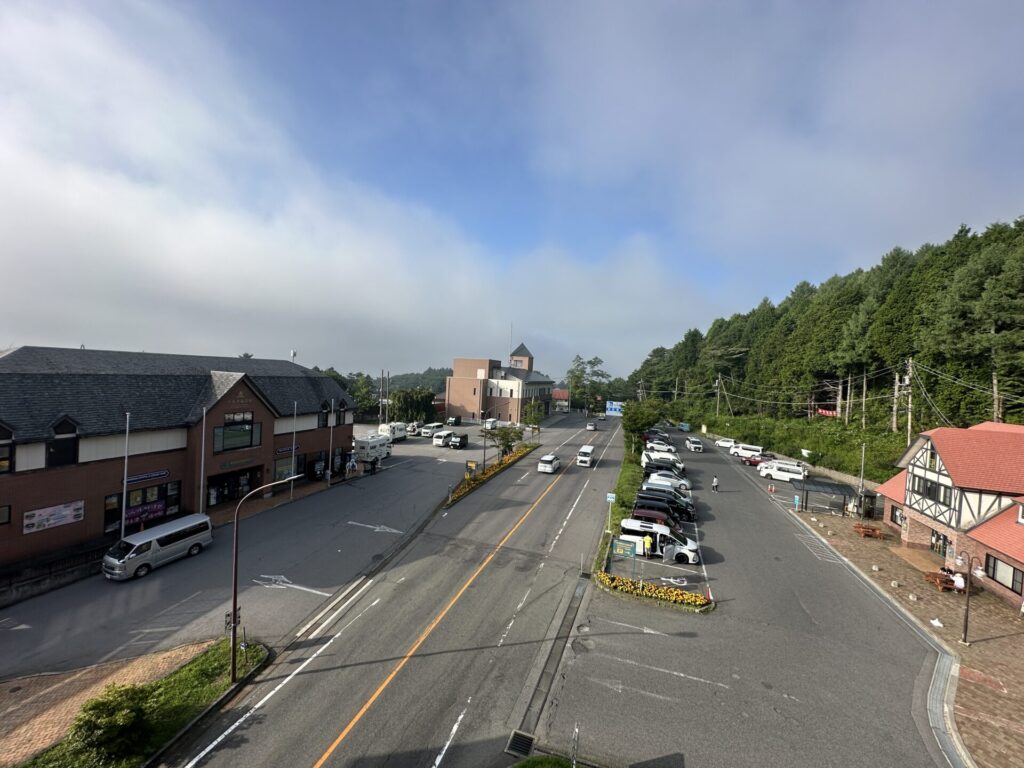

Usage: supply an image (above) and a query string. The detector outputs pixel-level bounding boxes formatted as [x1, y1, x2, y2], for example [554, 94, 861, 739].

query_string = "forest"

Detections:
[626, 218, 1024, 480]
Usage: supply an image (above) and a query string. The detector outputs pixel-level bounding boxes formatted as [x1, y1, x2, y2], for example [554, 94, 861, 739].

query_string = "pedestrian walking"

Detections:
[712, 475, 719, 493]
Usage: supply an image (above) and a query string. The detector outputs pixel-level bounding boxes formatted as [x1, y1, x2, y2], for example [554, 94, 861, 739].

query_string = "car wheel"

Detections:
[134, 564, 151, 578]
[188, 543, 202, 557]
[764, 473, 774, 480]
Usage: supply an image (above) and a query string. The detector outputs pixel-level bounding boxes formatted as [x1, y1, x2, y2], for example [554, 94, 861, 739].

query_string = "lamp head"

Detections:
[955, 555, 965, 567]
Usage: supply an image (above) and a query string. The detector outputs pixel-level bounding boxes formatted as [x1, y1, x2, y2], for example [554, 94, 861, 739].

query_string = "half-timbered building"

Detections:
[877, 422, 1024, 607]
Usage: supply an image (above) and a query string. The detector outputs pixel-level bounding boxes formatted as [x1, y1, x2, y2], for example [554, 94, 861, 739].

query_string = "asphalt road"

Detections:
[540, 438, 946, 768]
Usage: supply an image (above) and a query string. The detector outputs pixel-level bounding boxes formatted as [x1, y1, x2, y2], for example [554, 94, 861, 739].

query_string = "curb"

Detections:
[782, 504, 975, 768]
[141, 643, 272, 768]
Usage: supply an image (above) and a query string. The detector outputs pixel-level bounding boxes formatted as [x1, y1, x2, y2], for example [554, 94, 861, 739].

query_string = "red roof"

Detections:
[875, 470, 908, 503]
[922, 427, 1024, 494]
[967, 497, 1024, 566]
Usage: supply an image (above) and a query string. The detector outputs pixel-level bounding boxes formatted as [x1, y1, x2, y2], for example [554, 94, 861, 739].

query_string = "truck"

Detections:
[352, 434, 391, 463]
[378, 422, 408, 442]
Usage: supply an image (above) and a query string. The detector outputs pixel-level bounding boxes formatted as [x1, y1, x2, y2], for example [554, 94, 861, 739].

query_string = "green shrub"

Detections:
[66, 683, 151, 760]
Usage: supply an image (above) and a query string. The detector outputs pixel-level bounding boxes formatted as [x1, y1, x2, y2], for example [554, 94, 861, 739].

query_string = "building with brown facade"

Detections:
[0, 346, 353, 567]
[444, 343, 553, 424]
[876, 421, 1024, 607]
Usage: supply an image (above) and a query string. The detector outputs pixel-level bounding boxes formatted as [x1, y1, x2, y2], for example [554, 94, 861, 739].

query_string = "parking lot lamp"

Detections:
[231, 474, 302, 683]
[954, 551, 985, 646]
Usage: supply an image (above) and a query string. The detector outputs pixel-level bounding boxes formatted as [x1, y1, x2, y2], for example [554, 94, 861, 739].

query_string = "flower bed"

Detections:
[595, 570, 714, 611]
[445, 443, 540, 507]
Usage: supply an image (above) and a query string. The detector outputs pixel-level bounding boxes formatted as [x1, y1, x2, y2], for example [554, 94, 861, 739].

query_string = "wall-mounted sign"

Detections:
[276, 445, 299, 454]
[23, 500, 85, 534]
[125, 500, 167, 526]
[127, 470, 170, 485]
[220, 458, 256, 470]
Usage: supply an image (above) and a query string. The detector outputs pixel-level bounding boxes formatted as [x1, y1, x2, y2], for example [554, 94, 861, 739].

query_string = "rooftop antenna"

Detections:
[290, 350, 297, 364]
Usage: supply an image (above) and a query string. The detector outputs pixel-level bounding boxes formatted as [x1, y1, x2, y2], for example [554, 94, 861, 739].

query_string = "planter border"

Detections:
[443, 443, 541, 508]
[593, 570, 716, 614]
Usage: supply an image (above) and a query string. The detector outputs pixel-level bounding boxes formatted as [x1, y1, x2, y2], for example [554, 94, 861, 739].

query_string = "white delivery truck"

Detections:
[379, 422, 408, 442]
[353, 434, 391, 463]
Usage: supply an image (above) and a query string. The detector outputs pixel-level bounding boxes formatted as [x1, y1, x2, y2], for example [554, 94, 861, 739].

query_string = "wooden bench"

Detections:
[923, 571, 967, 593]
[852, 523, 884, 539]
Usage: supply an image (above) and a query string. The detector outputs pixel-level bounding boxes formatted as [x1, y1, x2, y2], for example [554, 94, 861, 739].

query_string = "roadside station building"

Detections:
[444, 343, 554, 424]
[877, 421, 1024, 607]
[0, 346, 353, 567]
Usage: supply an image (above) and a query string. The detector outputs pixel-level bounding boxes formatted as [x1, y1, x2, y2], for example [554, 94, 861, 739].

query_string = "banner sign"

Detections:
[125, 500, 167, 526]
[127, 469, 169, 485]
[23, 500, 85, 534]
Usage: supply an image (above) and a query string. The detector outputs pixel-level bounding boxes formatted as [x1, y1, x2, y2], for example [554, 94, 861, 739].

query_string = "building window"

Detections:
[985, 554, 1024, 595]
[319, 410, 329, 428]
[889, 505, 903, 526]
[47, 437, 78, 467]
[473, 387, 476, 395]
[911, 475, 952, 507]
[929, 530, 950, 557]
[0, 444, 11, 474]
[0, 505, 10, 525]
[213, 412, 261, 453]
[104, 494, 122, 533]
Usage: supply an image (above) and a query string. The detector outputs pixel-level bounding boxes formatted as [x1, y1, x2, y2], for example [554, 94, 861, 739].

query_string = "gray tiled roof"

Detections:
[510, 342, 533, 359]
[502, 367, 553, 384]
[0, 347, 353, 442]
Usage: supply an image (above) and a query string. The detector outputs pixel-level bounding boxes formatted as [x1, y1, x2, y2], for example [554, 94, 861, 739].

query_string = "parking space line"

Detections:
[596, 653, 730, 690]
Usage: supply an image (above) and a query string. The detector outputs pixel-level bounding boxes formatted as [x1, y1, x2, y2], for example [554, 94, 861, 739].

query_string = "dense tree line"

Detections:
[629, 218, 1024, 430]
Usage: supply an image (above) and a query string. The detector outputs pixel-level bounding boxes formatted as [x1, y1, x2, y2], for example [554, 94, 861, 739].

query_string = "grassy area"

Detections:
[514, 756, 572, 767]
[22, 639, 266, 768]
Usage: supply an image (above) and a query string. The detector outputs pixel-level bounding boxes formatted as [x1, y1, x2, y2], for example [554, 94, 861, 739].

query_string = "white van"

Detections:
[759, 462, 807, 482]
[102, 514, 213, 580]
[730, 443, 764, 458]
[619, 519, 700, 564]
[379, 422, 408, 442]
[537, 454, 561, 473]
[483, 418, 498, 430]
[576, 445, 596, 467]
[420, 422, 444, 438]
[433, 430, 454, 447]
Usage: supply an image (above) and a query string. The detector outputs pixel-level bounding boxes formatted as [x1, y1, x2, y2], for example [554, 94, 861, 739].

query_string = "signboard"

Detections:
[606, 492, 616, 503]
[276, 444, 299, 454]
[465, 459, 478, 479]
[125, 500, 167, 526]
[23, 500, 85, 534]
[127, 469, 170, 485]
[605, 401, 624, 416]
[611, 538, 636, 558]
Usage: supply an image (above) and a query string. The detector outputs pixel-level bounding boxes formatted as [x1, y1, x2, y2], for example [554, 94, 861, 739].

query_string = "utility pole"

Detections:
[861, 369, 867, 430]
[836, 376, 844, 422]
[845, 373, 853, 424]
[906, 357, 914, 446]
[891, 368, 900, 433]
[674, 375, 679, 401]
[716, 374, 721, 417]
[992, 366, 1001, 423]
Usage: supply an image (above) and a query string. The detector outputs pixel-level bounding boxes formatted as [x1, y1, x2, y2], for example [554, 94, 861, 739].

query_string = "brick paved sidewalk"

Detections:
[0, 641, 213, 767]
[792, 507, 1024, 768]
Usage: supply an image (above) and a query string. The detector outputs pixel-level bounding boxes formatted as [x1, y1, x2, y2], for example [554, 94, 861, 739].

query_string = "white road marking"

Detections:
[548, 477, 591, 552]
[296, 577, 368, 637]
[252, 575, 331, 597]
[497, 587, 532, 648]
[593, 617, 667, 636]
[589, 678, 678, 702]
[518, 472, 530, 482]
[311, 579, 376, 639]
[597, 653, 730, 690]
[795, 533, 844, 563]
[348, 521, 404, 534]
[184, 598, 380, 768]
[432, 696, 472, 768]
[636, 560, 702, 576]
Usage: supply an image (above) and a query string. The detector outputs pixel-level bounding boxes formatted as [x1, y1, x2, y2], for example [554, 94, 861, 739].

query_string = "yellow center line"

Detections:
[312, 470, 566, 768]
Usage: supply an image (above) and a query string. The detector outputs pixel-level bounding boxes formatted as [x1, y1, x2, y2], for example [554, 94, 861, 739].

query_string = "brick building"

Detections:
[444, 343, 553, 424]
[877, 421, 1024, 607]
[0, 347, 353, 566]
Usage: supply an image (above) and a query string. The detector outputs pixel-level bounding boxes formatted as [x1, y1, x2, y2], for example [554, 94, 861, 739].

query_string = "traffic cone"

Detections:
[768, 483, 775, 494]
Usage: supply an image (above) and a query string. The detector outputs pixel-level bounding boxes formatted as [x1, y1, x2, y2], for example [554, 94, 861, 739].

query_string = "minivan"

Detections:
[729, 443, 764, 458]
[619, 519, 700, 564]
[576, 445, 596, 467]
[102, 514, 213, 580]
[537, 454, 561, 473]
[433, 430, 454, 447]
[420, 422, 444, 438]
[759, 462, 807, 482]
[631, 508, 688, 538]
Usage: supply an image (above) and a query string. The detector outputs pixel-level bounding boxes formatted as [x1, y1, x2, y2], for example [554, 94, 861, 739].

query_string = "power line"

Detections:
[916, 362, 1024, 406]
[913, 371, 954, 427]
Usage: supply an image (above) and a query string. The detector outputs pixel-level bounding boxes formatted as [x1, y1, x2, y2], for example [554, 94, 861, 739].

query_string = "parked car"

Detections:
[633, 497, 694, 524]
[714, 437, 736, 448]
[449, 433, 469, 449]
[644, 471, 693, 490]
[445, 416, 462, 426]
[619, 519, 700, 564]
[643, 465, 689, 484]
[598, 413, 606, 421]
[537, 454, 561, 473]
[646, 440, 676, 453]
[677, 422, 691, 432]
[684, 437, 703, 452]
[406, 421, 422, 436]
[586, 422, 597, 431]
[637, 489, 695, 517]
[759, 462, 807, 481]
[741, 454, 769, 466]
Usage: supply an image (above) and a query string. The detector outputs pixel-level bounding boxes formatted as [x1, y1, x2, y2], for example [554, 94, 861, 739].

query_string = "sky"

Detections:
[2, 1, 1022, 380]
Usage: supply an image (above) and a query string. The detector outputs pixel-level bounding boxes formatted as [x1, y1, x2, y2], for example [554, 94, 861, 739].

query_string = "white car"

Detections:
[714, 437, 736, 448]
[646, 440, 676, 453]
[685, 437, 703, 452]
[586, 422, 597, 431]
[537, 454, 561, 473]
[645, 471, 693, 491]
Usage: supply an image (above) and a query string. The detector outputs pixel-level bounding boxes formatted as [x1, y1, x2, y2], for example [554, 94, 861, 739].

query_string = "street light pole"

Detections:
[230, 474, 302, 683]
[954, 550, 985, 646]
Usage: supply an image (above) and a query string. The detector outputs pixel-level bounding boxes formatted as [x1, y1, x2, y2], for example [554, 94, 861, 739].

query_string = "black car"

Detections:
[449, 433, 469, 448]
[637, 487, 695, 513]
[636, 490, 695, 518]
[632, 498, 693, 525]
[644, 458, 687, 476]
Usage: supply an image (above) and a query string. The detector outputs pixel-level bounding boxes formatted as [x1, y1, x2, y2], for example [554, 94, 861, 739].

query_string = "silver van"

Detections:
[102, 514, 213, 580]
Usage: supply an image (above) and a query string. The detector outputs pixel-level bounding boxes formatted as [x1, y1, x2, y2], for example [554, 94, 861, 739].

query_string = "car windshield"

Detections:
[106, 540, 133, 561]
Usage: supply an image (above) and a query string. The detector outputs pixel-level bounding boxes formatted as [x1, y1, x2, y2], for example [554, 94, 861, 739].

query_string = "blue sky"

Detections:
[3, 1, 1023, 378]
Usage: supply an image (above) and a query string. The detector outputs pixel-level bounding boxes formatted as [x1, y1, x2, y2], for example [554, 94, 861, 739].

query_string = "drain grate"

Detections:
[505, 729, 535, 758]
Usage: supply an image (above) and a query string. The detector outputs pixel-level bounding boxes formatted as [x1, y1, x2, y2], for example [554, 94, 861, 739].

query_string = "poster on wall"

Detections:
[23, 500, 85, 534]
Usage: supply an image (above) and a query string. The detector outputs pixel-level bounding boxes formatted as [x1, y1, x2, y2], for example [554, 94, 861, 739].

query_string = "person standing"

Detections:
[712, 475, 719, 493]
[643, 533, 654, 558]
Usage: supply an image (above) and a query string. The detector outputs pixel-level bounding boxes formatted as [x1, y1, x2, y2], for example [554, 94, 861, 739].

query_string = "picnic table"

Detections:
[923, 571, 967, 593]
[852, 522, 884, 539]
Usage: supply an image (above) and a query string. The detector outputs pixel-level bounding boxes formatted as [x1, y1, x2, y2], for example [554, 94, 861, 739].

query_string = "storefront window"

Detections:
[0, 443, 12, 474]
[929, 530, 950, 557]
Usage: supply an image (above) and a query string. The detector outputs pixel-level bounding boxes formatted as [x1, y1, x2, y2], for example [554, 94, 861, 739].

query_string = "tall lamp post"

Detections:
[230, 474, 302, 682]
[954, 550, 985, 646]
